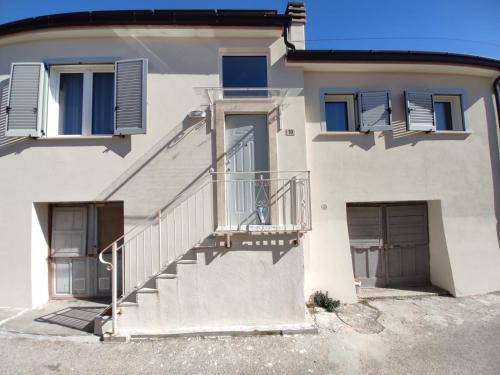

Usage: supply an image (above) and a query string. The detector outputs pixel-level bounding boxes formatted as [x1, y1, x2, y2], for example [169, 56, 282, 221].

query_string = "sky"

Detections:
[0, 0, 499, 59]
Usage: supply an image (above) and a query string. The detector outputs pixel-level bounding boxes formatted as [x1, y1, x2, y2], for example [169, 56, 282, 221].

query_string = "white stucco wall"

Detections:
[302, 70, 500, 302]
[119, 236, 305, 333]
[0, 29, 307, 308]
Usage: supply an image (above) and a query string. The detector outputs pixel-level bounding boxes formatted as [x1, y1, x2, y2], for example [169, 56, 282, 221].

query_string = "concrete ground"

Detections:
[0, 299, 108, 337]
[0, 292, 499, 374]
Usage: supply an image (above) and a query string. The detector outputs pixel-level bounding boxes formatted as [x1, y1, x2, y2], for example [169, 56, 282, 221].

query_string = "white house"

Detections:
[0, 3, 499, 337]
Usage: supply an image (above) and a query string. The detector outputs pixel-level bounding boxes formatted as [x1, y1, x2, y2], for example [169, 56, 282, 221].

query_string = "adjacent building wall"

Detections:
[303, 70, 500, 302]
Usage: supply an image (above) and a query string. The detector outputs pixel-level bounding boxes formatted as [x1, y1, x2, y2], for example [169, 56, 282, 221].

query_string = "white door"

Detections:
[51, 206, 89, 296]
[224, 114, 269, 228]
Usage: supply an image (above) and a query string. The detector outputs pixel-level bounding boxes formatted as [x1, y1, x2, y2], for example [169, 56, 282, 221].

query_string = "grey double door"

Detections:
[347, 204, 430, 288]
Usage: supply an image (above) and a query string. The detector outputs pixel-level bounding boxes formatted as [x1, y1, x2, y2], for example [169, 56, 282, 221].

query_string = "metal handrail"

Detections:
[97, 173, 212, 263]
[98, 176, 214, 335]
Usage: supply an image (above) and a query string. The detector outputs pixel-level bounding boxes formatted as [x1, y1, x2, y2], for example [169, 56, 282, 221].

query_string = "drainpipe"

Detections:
[493, 75, 500, 130]
[283, 26, 296, 51]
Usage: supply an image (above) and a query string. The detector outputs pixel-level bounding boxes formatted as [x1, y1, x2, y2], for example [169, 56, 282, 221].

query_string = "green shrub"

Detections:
[312, 291, 340, 312]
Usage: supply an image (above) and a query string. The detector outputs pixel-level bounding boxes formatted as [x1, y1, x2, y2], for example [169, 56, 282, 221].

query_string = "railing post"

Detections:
[111, 242, 118, 335]
[158, 210, 162, 265]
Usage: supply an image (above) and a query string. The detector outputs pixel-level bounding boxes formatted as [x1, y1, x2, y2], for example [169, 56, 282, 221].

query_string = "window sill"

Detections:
[318, 131, 367, 135]
[428, 131, 472, 135]
[39, 135, 120, 140]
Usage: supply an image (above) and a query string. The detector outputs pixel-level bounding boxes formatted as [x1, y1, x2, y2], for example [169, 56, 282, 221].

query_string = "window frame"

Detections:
[324, 94, 356, 132]
[432, 94, 465, 132]
[320, 88, 360, 133]
[405, 88, 470, 133]
[46, 64, 115, 138]
[218, 50, 270, 91]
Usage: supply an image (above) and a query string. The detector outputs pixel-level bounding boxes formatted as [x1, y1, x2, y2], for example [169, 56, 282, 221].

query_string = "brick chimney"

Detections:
[285, 2, 306, 49]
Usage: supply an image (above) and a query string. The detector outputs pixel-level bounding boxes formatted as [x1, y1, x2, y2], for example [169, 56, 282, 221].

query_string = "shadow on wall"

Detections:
[487, 92, 500, 247]
[0, 77, 131, 158]
[96, 113, 210, 201]
[195, 234, 297, 266]
[384, 119, 470, 148]
[427, 200, 456, 296]
[312, 132, 375, 151]
[99, 110, 214, 227]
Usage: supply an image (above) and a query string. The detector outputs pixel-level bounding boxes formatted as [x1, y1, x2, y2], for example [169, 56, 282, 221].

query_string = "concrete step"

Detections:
[156, 273, 177, 279]
[119, 301, 139, 307]
[176, 251, 198, 264]
[176, 259, 197, 264]
[137, 288, 158, 294]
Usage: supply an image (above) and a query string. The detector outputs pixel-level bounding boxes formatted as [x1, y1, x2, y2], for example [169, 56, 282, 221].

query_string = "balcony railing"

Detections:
[212, 170, 311, 233]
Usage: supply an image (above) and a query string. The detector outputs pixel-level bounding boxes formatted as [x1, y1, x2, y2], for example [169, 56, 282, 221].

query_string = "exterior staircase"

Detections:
[95, 176, 214, 336]
[94, 171, 312, 337]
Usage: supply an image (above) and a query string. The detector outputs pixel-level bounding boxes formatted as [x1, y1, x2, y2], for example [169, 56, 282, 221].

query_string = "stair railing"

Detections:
[99, 173, 214, 335]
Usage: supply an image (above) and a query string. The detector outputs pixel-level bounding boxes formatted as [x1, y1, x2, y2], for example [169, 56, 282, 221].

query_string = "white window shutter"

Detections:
[405, 91, 435, 131]
[114, 58, 148, 135]
[5, 63, 46, 137]
[359, 91, 392, 132]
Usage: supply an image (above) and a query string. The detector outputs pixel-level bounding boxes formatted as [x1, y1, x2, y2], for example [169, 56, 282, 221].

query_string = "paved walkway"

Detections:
[0, 293, 499, 374]
[0, 299, 107, 338]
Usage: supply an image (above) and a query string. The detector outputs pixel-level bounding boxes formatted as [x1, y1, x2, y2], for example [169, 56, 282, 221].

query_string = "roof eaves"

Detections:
[0, 9, 291, 37]
[286, 50, 500, 70]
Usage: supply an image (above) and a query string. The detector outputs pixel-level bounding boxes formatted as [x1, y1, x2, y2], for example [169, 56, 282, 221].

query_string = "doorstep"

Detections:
[357, 285, 449, 300]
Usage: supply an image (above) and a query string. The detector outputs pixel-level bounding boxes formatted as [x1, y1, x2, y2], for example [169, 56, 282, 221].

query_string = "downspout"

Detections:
[494, 75, 500, 130]
[283, 22, 296, 51]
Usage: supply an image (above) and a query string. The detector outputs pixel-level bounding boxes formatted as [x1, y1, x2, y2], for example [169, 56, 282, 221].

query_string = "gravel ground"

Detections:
[1, 292, 499, 375]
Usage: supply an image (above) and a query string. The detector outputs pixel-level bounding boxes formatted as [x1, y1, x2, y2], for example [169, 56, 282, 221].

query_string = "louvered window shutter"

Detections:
[359, 91, 392, 132]
[114, 59, 148, 135]
[5, 63, 46, 137]
[405, 91, 435, 131]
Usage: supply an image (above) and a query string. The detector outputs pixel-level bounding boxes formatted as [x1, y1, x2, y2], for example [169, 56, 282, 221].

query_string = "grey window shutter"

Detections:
[5, 63, 46, 137]
[405, 91, 435, 131]
[359, 91, 392, 132]
[114, 58, 147, 135]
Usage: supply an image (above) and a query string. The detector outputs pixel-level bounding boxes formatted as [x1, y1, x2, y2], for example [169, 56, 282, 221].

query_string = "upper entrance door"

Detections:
[347, 203, 430, 288]
[224, 114, 269, 228]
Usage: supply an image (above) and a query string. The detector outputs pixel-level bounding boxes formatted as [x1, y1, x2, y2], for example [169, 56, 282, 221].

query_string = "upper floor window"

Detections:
[406, 91, 466, 132]
[324, 94, 356, 132]
[4, 59, 148, 138]
[222, 56, 268, 97]
[51, 66, 115, 136]
[433, 95, 463, 131]
[321, 90, 392, 133]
